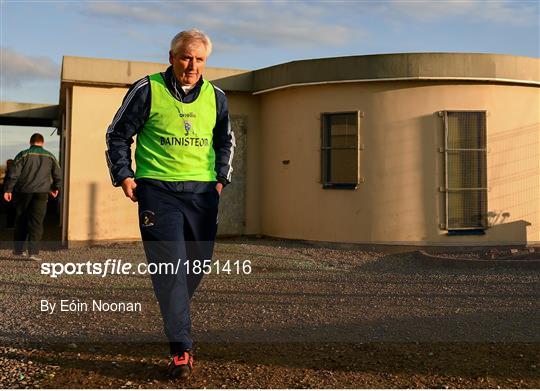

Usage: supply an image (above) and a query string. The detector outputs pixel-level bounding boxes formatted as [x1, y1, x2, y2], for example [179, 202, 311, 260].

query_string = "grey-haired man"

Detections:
[106, 29, 234, 379]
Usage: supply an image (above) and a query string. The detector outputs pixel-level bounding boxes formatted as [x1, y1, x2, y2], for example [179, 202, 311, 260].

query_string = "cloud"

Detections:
[79, 0, 537, 58]
[0, 47, 59, 88]
[380, 0, 538, 26]
[479, 1, 538, 25]
[84, 2, 177, 24]
[204, 13, 352, 48]
[82, 1, 362, 50]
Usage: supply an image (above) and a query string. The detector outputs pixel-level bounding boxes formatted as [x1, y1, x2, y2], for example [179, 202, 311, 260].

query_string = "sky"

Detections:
[0, 0, 539, 161]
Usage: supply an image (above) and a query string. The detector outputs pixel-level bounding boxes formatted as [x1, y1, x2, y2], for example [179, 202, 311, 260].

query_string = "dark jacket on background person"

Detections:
[4, 145, 62, 193]
[105, 66, 234, 189]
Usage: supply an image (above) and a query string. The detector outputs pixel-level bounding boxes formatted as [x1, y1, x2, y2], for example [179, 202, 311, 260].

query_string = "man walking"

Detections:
[3, 133, 62, 260]
[106, 29, 234, 379]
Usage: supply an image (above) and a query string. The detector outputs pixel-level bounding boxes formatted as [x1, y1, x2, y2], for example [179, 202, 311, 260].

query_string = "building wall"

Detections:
[65, 78, 539, 245]
[68, 85, 139, 242]
[66, 86, 260, 242]
[258, 81, 539, 245]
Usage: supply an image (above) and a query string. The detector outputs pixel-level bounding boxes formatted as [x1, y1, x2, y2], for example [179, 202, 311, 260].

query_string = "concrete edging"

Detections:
[416, 250, 540, 269]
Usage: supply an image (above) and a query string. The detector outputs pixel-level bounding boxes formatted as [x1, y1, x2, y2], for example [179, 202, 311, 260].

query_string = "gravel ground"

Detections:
[0, 238, 538, 388]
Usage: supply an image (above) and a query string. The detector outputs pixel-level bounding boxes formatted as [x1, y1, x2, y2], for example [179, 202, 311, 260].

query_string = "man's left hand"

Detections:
[216, 182, 223, 195]
[50, 190, 59, 198]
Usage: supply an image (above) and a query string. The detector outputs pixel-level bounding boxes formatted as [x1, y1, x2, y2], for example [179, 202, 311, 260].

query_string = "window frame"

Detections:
[442, 110, 488, 231]
[320, 110, 361, 190]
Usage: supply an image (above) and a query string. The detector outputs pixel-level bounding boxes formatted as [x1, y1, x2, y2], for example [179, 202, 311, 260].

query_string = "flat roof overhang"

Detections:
[0, 102, 59, 127]
[60, 56, 252, 89]
[250, 52, 540, 94]
[58, 56, 254, 109]
[59, 53, 540, 97]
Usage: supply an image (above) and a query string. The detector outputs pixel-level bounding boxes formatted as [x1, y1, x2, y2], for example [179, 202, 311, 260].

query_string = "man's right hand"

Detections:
[121, 178, 138, 202]
[3, 192, 12, 202]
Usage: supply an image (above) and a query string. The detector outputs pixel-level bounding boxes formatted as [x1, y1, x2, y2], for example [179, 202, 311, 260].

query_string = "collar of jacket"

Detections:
[164, 66, 205, 103]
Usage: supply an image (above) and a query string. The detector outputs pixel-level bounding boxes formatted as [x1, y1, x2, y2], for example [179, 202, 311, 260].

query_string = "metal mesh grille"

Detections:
[447, 191, 487, 228]
[447, 151, 487, 189]
[447, 112, 486, 149]
[445, 111, 487, 229]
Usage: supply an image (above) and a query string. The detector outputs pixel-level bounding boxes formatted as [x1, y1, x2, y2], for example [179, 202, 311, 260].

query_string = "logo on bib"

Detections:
[184, 121, 194, 136]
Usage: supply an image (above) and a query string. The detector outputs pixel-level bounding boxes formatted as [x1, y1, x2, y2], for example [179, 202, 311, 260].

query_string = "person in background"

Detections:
[3, 133, 62, 260]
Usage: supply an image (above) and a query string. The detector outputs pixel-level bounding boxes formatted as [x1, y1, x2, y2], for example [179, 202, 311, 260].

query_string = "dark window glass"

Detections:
[321, 112, 358, 189]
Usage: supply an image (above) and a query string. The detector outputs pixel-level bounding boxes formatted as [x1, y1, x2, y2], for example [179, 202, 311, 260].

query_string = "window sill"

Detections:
[447, 229, 486, 236]
[322, 183, 358, 190]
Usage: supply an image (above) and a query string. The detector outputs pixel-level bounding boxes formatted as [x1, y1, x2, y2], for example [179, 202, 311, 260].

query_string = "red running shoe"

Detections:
[168, 351, 193, 379]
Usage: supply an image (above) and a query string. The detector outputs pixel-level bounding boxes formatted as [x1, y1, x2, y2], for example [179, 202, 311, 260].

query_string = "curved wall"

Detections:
[258, 81, 539, 245]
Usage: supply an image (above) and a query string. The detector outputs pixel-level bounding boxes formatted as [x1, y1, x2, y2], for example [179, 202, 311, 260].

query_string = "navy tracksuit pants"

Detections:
[136, 179, 219, 355]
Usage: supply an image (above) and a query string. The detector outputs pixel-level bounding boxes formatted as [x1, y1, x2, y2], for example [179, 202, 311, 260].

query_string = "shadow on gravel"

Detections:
[1, 240, 539, 387]
[3, 341, 539, 388]
[354, 253, 539, 273]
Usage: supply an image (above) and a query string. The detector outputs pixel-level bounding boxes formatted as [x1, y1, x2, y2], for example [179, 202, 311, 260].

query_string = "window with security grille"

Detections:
[321, 112, 360, 189]
[443, 111, 488, 230]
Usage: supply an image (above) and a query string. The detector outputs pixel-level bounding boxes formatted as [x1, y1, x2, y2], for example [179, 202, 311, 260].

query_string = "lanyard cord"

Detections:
[170, 72, 186, 122]
[171, 74, 183, 103]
